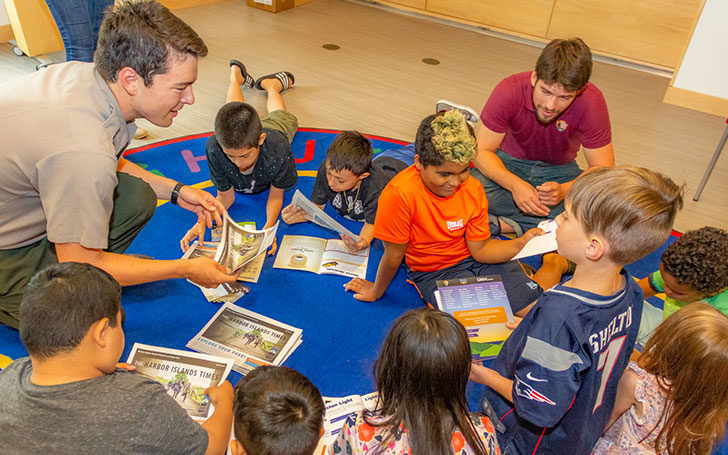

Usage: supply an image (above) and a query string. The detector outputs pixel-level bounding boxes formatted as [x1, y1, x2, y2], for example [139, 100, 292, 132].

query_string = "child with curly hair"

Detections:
[344, 111, 562, 316]
[639, 226, 728, 318]
[592, 303, 728, 455]
[329, 307, 499, 455]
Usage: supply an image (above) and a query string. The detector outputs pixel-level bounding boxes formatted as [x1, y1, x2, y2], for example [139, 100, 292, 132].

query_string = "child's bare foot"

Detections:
[542, 252, 575, 275]
[255, 71, 295, 93]
[230, 64, 244, 85]
[229, 59, 254, 88]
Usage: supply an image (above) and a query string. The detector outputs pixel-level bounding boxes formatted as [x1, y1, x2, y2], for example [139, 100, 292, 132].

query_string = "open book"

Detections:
[187, 302, 302, 375]
[435, 275, 515, 361]
[273, 235, 368, 279]
[291, 190, 360, 242]
[126, 343, 233, 420]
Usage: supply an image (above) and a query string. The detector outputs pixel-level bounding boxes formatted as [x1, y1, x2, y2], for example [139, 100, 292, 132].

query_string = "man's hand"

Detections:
[180, 220, 206, 252]
[177, 186, 225, 228]
[536, 181, 567, 207]
[340, 234, 369, 253]
[268, 237, 278, 256]
[511, 179, 550, 216]
[185, 257, 239, 288]
[281, 204, 309, 224]
[204, 381, 234, 406]
[344, 278, 378, 301]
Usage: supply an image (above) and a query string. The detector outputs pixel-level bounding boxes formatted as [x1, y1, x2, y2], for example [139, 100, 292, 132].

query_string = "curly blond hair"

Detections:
[415, 111, 476, 167]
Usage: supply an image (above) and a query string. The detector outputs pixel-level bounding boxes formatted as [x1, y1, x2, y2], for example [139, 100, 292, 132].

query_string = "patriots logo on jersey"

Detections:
[515, 374, 556, 405]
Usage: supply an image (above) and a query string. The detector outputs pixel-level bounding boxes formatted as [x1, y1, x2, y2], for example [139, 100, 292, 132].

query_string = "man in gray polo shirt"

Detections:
[0, 1, 238, 328]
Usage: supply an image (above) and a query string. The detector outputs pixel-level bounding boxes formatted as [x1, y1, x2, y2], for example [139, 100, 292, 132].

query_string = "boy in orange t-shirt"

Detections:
[344, 111, 545, 316]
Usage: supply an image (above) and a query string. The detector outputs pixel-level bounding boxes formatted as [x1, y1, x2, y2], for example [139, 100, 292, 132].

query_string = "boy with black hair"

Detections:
[640, 226, 728, 317]
[470, 166, 684, 454]
[231, 365, 324, 455]
[635, 226, 728, 346]
[0, 262, 233, 454]
[281, 131, 409, 253]
[282, 100, 484, 253]
[344, 111, 564, 316]
[181, 62, 298, 254]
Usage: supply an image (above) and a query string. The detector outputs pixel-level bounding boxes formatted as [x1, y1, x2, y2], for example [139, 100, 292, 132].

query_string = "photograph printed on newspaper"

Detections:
[181, 241, 250, 302]
[126, 343, 233, 420]
[187, 302, 302, 374]
[213, 212, 278, 273]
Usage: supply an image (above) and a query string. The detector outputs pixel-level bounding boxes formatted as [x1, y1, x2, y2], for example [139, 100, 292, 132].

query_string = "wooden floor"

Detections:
[1, 0, 726, 233]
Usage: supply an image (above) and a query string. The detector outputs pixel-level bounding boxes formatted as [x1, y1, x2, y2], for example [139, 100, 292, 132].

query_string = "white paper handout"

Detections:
[214, 212, 278, 273]
[291, 190, 360, 242]
[512, 219, 558, 260]
[126, 343, 234, 421]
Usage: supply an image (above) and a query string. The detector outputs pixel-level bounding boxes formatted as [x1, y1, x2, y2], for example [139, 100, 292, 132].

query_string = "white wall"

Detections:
[672, 0, 728, 100]
[0, 2, 10, 27]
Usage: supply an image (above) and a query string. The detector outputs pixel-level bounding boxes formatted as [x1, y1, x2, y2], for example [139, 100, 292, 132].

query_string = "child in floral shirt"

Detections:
[329, 308, 499, 455]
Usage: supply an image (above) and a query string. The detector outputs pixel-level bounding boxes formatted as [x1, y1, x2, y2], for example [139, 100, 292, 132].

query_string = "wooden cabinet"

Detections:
[377, 0, 703, 70]
[427, 0, 554, 37]
[547, 0, 703, 68]
[2, 0, 62, 57]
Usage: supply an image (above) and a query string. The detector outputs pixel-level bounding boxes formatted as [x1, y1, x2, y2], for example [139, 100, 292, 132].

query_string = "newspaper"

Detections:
[182, 241, 251, 303]
[212, 222, 265, 283]
[214, 212, 278, 273]
[187, 302, 303, 375]
[513, 219, 558, 260]
[273, 235, 368, 279]
[314, 392, 379, 453]
[126, 343, 233, 421]
[291, 190, 360, 242]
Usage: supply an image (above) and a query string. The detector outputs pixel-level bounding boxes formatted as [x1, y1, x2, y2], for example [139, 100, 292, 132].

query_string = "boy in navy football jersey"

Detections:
[470, 166, 683, 454]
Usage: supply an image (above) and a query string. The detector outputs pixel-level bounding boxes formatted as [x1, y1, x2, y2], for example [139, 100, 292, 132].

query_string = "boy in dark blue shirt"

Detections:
[470, 166, 684, 454]
[181, 61, 297, 254]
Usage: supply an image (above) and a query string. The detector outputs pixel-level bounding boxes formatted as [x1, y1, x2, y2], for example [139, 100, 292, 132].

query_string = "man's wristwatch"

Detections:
[171, 182, 185, 205]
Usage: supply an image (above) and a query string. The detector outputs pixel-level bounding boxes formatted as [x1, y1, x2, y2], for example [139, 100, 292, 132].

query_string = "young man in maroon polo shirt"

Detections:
[472, 38, 614, 235]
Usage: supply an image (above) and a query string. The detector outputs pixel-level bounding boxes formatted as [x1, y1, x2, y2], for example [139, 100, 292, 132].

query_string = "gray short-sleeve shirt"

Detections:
[0, 62, 134, 250]
[0, 357, 209, 454]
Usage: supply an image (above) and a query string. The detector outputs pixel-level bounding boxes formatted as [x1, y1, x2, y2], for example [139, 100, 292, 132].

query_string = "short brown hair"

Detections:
[326, 131, 373, 176]
[95, 0, 208, 86]
[566, 166, 683, 265]
[535, 38, 592, 92]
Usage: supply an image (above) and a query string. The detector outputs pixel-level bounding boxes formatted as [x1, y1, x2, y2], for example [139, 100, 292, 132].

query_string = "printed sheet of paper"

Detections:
[126, 343, 233, 420]
[182, 241, 250, 303]
[214, 212, 278, 273]
[513, 219, 558, 260]
[187, 302, 302, 375]
[292, 190, 360, 242]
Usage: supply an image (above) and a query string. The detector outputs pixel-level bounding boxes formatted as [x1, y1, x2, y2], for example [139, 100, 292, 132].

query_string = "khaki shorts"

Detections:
[261, 110, 298, 144]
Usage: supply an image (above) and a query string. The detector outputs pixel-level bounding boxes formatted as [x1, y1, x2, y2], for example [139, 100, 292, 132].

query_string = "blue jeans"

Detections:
[45, 0, 114, 62]
[471, 149, 582, 232]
